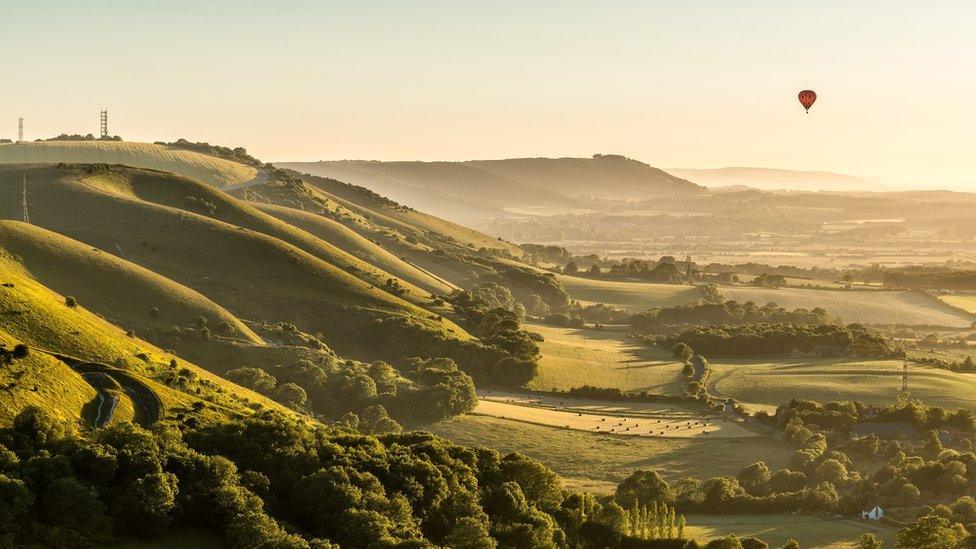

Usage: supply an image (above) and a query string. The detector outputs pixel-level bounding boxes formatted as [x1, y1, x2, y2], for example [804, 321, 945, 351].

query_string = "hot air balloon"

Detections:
[798, 90, 817, 113]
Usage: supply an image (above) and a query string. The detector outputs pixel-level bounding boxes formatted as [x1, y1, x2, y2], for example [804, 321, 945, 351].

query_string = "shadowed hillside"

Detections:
[279, 154, 703, 225]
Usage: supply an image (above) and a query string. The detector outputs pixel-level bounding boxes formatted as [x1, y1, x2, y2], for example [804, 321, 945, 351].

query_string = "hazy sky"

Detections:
[2, 1, 975, 186]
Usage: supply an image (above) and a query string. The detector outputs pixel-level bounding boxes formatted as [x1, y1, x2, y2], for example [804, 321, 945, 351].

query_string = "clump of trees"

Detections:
[661, 323, 898, 358]
[447, 287, 541, 386]
[632, 300, 830, 332]
[0, 343, 29, 365]
[0, 406, 657, 547]
[226, 355, 477, 428]
[156, 139, 263, 166]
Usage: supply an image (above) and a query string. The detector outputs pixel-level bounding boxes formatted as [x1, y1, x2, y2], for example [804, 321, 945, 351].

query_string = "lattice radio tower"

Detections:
[17, 117, 23, 142]
[100, 109, 109, 138]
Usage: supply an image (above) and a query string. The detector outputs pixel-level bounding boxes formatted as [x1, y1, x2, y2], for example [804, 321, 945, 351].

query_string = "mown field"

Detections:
[722, 286, 974, 327]
[556, 275, 703, 311]
[940, 294, 976, 314]
[428, 414, 793, 494]
[0, 141, 257, 187]
[707, 358, 976, 411]
[526, 322, 684, 394]
[682, 514, 896, 549]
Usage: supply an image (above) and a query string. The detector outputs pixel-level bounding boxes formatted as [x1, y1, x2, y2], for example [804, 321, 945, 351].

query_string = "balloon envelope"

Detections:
[798, 90, 817, 112]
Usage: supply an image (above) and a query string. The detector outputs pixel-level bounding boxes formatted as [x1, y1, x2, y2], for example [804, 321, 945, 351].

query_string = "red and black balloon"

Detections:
[798, 90, 817, 113]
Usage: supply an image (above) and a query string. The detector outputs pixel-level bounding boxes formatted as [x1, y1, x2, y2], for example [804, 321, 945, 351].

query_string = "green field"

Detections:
[526, 322, 684, 394]
[723, 286, 974, 327]
[557, 275, 703, 311]
[940, 294, 976, 314]
[708, 358, 976, 411]
[0, 141, 257, 187]
[682, 514, 896, 549]
[428, 414, 793, 493]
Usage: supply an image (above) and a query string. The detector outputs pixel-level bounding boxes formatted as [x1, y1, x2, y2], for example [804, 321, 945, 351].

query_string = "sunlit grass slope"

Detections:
[0, 257, 293, 426]
[940, 294, 976, 314]
[526, 322, 683, 394]
[0, 141, 257, 187]
[707, 358, 976, 411]
[251, 202, 456, 295]
[0, 221, 260, 343]
[83, 167, 436, 303]
[0, 165, 467, 359]
[722, 286, 974, 327]
[557, 275, 704, 311]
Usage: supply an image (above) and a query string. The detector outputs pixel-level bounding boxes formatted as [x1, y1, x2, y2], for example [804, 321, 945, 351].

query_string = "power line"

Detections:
[21, 174, 30, 224]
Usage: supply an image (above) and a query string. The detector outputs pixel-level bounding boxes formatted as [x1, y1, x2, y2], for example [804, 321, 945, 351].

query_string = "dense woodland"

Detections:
[660, 323, 899, 358]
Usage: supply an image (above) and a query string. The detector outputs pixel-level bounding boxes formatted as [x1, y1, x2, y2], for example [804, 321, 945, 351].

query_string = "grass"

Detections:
[940, 294, 976, 314]
[556, 275, 704, 311]
[0, 221, 261, 343]
[0, 165, 469, 358]
[252, 202, 456, 296]
[0, 255, 293, 427]
[682, 514, 896, 548]
[722, 286, 974, 327]
[525, 322, 684, 394]
[707, 358, 976, 411]
[427, 414, 793, 494]
[0, 141, 257, 187]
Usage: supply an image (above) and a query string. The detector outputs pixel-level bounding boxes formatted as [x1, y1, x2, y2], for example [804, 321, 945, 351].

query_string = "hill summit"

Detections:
[279, 154, 703, 225]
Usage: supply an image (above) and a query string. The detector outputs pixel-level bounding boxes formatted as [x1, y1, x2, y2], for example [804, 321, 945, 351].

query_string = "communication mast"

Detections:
[100, 109, 109, 138]
[17, 118, 23, 142]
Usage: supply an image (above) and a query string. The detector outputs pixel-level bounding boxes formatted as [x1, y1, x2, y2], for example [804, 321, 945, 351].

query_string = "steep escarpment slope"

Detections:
[0, 165, 468, 361]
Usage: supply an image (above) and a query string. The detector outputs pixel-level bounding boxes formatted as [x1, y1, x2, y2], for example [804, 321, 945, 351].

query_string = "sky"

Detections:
[2, 1, 975, 187]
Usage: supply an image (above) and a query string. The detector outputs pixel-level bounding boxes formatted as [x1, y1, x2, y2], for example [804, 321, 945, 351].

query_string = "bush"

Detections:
[65, 296, 78, 308]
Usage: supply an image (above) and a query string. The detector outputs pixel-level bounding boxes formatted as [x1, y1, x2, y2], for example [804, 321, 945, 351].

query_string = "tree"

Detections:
[855, 533, 882, 549]
[225, 366, 277, 395]
[742, 538, 769, 549]
[781, 541, 801, 549]
[446, 516, 497, 549]
[672, 343, 694, 362]
[65, 295, 78, 308]
[615, 470, 674, 508]
[895, 514, 960, 548]
[706, 535, 744, 549]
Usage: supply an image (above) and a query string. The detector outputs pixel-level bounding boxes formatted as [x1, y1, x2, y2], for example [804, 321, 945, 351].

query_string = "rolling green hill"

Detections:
[280, 155, 703, 227]
[0, 165, 470, 362]
[0, 141, 258, 187]
[0, 221, 261, 343]
[707, 358, 976, 412]
[0, 254, 291, 426]
[722, 286, 974, 327]
[251, 202, 456, 295]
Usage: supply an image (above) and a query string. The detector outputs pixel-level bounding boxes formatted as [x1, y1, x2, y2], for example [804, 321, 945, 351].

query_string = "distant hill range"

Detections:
[667, 167, 888, 192]
[279, 154, 704, 225]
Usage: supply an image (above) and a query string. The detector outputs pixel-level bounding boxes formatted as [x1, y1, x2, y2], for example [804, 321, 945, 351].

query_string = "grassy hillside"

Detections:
[290, 169, 525, 256]
[707, 358, 976, 411]
[722, 286, 974, 327]
[0, 256, 292, 426]
[526, 322, 683, 394]
[940, 294, 976, 314]
[557, 275, 704, 311]
[278, 160, 577, 224]
[0, 221, 261, 343]
[683, 514, 895, 549]
[465, 154, 705, 198]
[251, 202, 456, 295]
[0, 165, 469, 361]
[428, 414, 793, 493]
[281, 155, 702, 221]
[0, 141, 257, 187]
